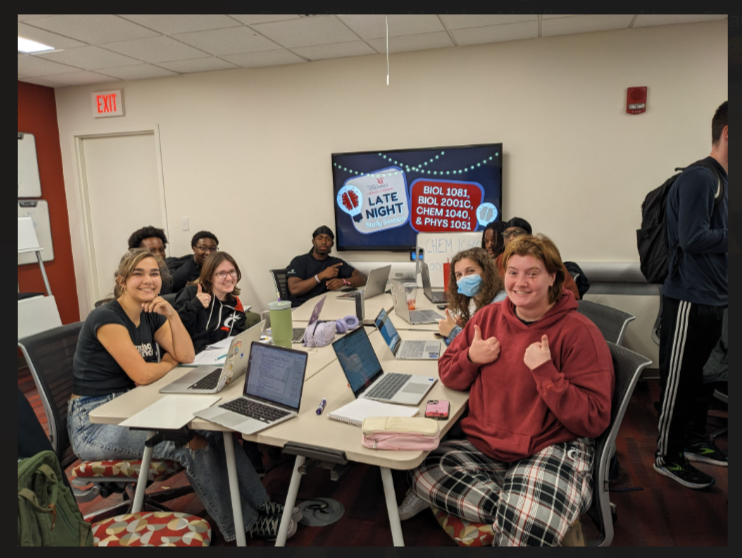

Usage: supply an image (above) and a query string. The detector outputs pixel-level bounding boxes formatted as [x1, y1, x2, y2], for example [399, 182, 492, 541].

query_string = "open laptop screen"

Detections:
[332, 327, 384, 396]
[244, 343, 307, 410]
[374, 309, 400, 353]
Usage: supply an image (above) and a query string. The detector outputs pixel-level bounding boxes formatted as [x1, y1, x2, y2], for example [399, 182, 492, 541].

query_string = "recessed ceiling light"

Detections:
[18, 37, 55, 54]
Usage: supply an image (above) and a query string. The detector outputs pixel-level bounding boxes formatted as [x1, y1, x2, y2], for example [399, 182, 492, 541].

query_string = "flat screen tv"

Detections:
[331, 143, 502, 251]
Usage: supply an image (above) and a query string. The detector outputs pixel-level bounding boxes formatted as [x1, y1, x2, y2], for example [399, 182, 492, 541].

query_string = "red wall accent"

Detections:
[18, 81, 80, 324]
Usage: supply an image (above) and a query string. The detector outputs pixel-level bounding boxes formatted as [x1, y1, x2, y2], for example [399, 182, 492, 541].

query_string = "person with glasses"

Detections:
[168, 231, 220, 293]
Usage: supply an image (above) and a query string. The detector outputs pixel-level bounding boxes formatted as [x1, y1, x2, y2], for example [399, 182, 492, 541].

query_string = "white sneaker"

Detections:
[398, 489, 430, 521]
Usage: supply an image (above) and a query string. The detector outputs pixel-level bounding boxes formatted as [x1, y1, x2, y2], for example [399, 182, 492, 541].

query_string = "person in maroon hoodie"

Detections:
[398, 234, 614, 546]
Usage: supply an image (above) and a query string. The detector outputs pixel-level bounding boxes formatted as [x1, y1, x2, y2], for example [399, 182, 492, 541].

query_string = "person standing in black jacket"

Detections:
[168, 231, 219, 294]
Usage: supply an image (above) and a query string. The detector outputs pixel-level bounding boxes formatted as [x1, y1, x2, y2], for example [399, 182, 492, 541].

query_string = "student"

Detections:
[481, 220, 507, 259]
[437, 247, 506, 345]
[399, 234, 614, 547]
[67, 249, 298, 541]
[286, 225, 367, 307]
[173, 251, 261, 354]
[495, 217, 581, 300]
[127, 226, 174, 295]
[168, 231, 219, 293]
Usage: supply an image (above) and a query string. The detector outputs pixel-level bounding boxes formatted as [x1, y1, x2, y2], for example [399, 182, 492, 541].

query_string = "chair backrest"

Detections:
[270, 269, 290, 302]
[18, 322, 84, 470]
[587, 341, 652, 546]
[577, 299, 635, 345]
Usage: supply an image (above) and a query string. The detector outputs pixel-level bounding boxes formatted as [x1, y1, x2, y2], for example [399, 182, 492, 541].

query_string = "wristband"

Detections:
[315, 275, 321, 284]
[343, 279, 350, 286]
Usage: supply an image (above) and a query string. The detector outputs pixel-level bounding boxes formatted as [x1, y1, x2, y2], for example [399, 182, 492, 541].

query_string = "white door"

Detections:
[79, 132, 167, 305]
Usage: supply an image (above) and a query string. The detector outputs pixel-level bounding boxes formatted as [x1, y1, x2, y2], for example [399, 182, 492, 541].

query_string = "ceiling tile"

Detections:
[25, 15, 159, 44]
[292, 41, 376, 61]
[18, 15, 55, 21]
[18, 22, 86, 49]
[252, 15, 360, 48]
[452, 21, 539, 46]
[118, 14, 242, 35]
[155, 57, 240, 73]
[337, 14, 445, 39]
[229, 14, 302, 25]
[542, 14, 634, 37]
[633, 14, 727, 28]
[37, 46, 144, 70]
[18, 75, 68, 88]
[172, 26, 280, 55]
[17, 53, 82, 76]
[98, 64, 179, 80]
[367, 32, 454, 54]
[439, 14, 538, 30]
[41, 71, 121, 86]
[221, 49, 306, 67]
[103, 36, 210, 64]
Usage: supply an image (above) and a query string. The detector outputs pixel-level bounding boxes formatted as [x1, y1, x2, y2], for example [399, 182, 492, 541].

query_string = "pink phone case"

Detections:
[425, 400, 449, 420]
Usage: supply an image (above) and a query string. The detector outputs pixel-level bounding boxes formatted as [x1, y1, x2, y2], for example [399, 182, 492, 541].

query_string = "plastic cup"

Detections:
[268, 300, 292, 348]
[403, 283, 417, 311]
[443, 263, 451, 292]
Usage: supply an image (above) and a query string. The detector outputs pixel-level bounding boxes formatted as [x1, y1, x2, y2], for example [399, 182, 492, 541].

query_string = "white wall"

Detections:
[54, 20, 727, 362]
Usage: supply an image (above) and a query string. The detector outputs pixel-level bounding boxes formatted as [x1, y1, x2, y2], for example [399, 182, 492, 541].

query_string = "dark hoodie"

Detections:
[166, 255, 202, 293]
[174, 285, 259, 353]
[439, 290, 614, 462]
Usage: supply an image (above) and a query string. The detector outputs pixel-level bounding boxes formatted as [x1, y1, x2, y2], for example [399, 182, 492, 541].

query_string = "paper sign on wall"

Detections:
[92, 89, 125, 118]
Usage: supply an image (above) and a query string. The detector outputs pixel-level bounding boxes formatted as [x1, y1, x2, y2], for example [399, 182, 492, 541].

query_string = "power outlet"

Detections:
[181, 217, 189, 231]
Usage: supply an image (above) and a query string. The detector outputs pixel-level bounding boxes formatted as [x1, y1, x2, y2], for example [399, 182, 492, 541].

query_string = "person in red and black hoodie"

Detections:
[174, 251, 260, 354]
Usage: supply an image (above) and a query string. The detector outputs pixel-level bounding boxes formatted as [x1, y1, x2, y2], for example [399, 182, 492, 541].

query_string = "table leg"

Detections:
[275, 455, 305, 547]
[380, 466, 405, 546]
[223, 433, 246, 547]
[131, 430, 156, 513]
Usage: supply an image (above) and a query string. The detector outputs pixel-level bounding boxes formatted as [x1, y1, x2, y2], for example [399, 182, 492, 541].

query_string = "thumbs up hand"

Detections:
[438, 309, 457, 337]
[524, 335, 551, 370]
[467, 324, 501, 365]
[196, 283, 212, 309]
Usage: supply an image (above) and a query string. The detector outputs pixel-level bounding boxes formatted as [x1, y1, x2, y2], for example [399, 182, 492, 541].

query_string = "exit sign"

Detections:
[91, 89, 125, 118]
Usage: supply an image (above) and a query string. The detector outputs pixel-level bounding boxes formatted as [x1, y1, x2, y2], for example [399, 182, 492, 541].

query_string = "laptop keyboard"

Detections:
[188, 368, 222, 390]
[292, 328, 305, 342]
[220, 398, 291, 423]
[365, 373, 411, 400]
[409, 310, 442, 323]
[398, 341, 427, 359]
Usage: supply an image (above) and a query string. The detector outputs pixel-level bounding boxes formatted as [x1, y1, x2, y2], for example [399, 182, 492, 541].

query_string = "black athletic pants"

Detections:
[655, 296, 725, 466]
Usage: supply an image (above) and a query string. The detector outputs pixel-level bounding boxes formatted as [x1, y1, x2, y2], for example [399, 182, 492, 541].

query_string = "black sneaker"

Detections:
[653, 455, 715, 489]
[684, 440, 728, 467]
[248, 514, 296, 540]
[259, 500, 303, 523]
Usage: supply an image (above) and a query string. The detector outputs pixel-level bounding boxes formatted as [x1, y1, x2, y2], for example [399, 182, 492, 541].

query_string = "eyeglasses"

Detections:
[502, 228, 527, 239]
[196, 245, 218, 253]
[214, 270, 238, 279]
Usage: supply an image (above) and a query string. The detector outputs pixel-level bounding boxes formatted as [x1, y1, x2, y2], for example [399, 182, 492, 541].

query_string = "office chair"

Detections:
[586, 342, 652, 546]
[270, 268, 290, 302]
[577, 300, 635, 346]
[18, 322, 193, 521]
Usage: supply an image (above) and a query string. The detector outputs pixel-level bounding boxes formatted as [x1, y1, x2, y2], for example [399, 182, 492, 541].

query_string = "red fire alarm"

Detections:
[627, 87, 647, 114]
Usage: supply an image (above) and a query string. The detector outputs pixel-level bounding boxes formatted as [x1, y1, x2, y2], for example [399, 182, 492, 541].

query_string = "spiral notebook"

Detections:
[327, 398, 418, 427]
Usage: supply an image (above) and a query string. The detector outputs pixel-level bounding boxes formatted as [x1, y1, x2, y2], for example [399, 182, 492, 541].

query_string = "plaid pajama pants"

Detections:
[409, 438, 595, 546]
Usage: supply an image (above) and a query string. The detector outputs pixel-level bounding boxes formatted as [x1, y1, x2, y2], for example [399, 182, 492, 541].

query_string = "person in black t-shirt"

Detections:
[285, 225, 367, 307]
[69, 249, 299, 541]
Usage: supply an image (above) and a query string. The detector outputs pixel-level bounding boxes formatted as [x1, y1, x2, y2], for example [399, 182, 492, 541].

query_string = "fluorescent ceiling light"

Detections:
[18, 37, 55, 53]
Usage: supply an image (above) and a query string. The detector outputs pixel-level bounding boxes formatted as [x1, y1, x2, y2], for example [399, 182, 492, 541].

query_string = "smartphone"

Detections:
[436, 304, 448, 310]
[425, 400, 450, 420]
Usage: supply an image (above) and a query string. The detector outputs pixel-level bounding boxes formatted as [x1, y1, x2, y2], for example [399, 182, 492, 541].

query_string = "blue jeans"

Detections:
[68, 392, 269, 542]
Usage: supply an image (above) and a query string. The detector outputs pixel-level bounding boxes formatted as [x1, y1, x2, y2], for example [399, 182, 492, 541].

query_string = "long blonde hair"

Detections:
[113, 248, 161, 298]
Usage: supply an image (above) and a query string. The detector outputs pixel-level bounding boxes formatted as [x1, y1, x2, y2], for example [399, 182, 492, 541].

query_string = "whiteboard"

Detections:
[18, 132, 42, 198]
[416, 232, 482, 287]
[18, 201, 54, 265]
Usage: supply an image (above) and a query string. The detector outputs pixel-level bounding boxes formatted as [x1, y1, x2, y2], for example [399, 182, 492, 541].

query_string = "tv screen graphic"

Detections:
[332, 143, 502, 251]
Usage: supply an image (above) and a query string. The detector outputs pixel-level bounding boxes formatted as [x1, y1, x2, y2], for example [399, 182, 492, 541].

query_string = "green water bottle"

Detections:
[268, 300, 293, 348]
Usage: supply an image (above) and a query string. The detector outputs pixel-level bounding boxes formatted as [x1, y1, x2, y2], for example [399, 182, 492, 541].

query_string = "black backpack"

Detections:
[636, 159, 723, 284]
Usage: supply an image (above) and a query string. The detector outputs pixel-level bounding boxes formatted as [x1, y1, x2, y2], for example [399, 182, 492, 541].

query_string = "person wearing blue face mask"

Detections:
[438, 247, 507, 345]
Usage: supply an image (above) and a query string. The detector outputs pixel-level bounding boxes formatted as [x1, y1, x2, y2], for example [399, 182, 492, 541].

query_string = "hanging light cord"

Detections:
[386, 15, 389, 86]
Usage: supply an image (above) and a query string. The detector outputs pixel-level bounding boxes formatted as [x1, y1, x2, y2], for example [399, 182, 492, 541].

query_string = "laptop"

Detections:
[292, 295, 327, 343]
[159, 320, 265, 394]
[331, 326, 437, 406]
[194, 342, 308, 435]
[420, 262, 447, 304]
[390, 280, 444, 325]
[374, 308, 441, 360]
[337, 265, 392, 300]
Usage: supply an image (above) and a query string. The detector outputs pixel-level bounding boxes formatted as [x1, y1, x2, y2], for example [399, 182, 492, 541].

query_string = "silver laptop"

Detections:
[390, 280, 444, 325]
[421, 262, 447, 304]
[159, 320, 265, 394]
[194, 342, 308, 435]
[292, 295, 327, 343]
[337, 265, 392, 300]
[374, 308, 440, 360]
[331, 326, 436, 406]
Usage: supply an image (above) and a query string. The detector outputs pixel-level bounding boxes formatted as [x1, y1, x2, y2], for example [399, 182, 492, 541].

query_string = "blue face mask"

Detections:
[457, 274, 483, 297]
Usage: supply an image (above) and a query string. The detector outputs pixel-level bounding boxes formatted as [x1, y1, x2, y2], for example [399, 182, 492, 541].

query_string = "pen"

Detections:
[316, 398, 327, 415]
[216, 354, 227, 360]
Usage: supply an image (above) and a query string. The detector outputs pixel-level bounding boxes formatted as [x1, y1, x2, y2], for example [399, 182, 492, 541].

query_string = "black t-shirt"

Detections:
[72, 300, 166, 397]
[286, 250, 354, 307]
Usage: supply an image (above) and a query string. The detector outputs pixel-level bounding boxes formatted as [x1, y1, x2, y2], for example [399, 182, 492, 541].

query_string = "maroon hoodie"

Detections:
[439, 290, 614, 462]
